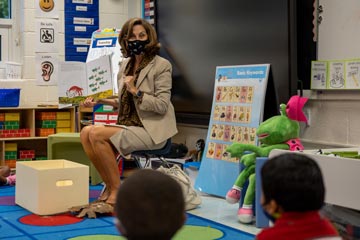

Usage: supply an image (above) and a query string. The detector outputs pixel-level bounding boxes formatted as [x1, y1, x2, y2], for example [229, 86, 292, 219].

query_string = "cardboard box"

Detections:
[56, 127, 71, 133]
[56, 120, 71, 128]
[15, 160, 89, 215]
[36, 112, 56, 120]
[5, 112, 20, 121]
[36, 128, 55, 137]
[0, 129, 31, 138]
[56, 112, 71, 120]
[93, 112, 118, 125]
[19, 150, 35, 159]
[5, 160, 16, 168]
[5, 142, 17, 151]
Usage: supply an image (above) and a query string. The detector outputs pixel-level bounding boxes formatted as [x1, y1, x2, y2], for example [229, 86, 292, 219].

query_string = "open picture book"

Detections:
[58, 54, 113, 105]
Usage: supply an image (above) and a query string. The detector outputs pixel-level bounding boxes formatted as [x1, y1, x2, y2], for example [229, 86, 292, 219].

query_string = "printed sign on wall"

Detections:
[64, 0, 99, 62]
[36, 0, 59, 19]
[36, 53, 59, 86]
[35, 19, 59, 53]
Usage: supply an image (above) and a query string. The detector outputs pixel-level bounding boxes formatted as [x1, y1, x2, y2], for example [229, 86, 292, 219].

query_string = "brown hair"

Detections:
[118, 18, 160, 58]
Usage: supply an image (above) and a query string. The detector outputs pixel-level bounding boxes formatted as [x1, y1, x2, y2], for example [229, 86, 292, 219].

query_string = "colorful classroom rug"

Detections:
[0, 185, 254, 240]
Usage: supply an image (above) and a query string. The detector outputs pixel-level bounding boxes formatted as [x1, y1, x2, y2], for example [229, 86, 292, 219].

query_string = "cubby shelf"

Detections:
[0, 106, 76, 167]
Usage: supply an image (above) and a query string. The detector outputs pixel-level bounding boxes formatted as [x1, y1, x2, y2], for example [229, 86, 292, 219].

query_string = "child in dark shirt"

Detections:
[257, 153, 340, 240]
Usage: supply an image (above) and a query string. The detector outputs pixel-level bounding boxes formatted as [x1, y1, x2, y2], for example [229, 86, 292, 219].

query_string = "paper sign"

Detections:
[311, 61, 328, 89]
[35, 19, 59, 53]
[328, 61, 345, 89]
[36, 53, 58, 86]
[345, 60, 360, 89]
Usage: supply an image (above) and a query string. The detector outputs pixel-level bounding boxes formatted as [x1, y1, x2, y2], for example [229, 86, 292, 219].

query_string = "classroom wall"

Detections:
[0, 0, 140, 105]
[300, 91, 360, 148]
[299, 0, 360, 148]
[2, 1, 360, 149]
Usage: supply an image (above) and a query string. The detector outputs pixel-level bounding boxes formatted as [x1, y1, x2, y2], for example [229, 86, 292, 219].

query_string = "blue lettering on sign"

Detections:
[92, 38, 117, 48]
[216, 65, 267, 80]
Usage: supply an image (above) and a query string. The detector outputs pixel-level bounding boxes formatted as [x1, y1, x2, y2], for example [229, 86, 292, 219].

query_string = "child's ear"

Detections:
[267, 200, 280, 215]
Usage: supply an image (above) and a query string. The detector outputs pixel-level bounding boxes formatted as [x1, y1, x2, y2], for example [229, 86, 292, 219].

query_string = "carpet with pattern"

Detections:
[0, 185, 254, 240]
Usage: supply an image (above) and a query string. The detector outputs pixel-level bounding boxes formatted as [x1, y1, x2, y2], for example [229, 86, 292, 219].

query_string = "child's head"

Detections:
[115, 169, 185, 240]
[261, 153, 325, 216]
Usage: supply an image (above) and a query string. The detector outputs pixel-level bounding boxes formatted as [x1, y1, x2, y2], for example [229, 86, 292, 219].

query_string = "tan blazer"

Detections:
[117, 55, 178, 144]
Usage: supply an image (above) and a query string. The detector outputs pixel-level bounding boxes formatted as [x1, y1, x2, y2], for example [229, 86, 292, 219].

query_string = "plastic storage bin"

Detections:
[0, 89, 20, 107]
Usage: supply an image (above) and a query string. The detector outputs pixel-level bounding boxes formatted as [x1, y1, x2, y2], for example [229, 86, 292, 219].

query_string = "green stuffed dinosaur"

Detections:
[225, 95, 308, 223]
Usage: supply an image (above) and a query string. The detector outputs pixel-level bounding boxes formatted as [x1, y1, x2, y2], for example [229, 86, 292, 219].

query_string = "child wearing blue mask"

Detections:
[256, 153, 340, 240]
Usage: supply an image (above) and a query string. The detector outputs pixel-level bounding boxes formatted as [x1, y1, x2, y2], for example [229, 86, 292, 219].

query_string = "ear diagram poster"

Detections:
[195, 64, 270, 197]
[36, 53, 58, 86]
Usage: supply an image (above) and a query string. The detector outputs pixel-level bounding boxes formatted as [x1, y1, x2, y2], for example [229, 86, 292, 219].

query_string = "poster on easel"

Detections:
[194, 64, 270, 197]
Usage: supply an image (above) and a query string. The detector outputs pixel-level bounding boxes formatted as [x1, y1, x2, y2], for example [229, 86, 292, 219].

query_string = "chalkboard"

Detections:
[155, 0, 299, 125]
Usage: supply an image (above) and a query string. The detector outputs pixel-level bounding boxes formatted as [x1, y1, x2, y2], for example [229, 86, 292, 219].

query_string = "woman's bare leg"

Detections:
[81, 125, 109, 193]
[80, 125, 121, 204]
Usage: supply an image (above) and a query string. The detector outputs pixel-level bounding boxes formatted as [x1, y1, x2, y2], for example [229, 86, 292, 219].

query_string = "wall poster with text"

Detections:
[194, 64, 270, 197]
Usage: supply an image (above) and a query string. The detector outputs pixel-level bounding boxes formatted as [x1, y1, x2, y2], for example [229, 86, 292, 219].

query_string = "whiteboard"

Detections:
[318, 0, 360, 60]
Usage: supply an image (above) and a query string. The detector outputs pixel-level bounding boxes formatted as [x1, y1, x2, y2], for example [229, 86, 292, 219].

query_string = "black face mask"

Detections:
[127, 39, 150, 55]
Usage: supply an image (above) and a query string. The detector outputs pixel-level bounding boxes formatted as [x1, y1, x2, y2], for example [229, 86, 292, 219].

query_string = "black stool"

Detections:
[131, 138, 172, 168]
